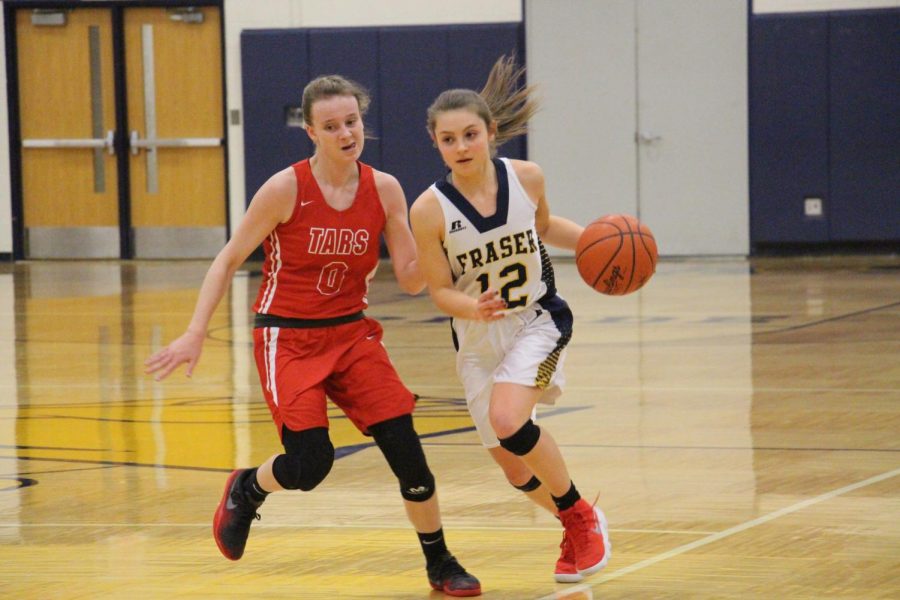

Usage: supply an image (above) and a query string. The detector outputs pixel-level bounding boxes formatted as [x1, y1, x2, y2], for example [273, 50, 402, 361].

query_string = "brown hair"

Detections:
[301, 75, 371, 127]
[426, 55, 539, 155]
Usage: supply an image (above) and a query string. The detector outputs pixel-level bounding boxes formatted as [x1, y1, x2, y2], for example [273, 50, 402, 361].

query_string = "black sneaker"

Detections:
[427, 552, 482, 597]
[213, 469, 262, 560]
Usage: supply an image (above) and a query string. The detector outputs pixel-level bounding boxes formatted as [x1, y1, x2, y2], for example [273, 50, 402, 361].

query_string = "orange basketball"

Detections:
[575, 214, 658, 295]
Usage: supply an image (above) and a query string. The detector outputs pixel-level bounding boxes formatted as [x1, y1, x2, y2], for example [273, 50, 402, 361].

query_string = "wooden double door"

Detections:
[15, 4, 225, 258]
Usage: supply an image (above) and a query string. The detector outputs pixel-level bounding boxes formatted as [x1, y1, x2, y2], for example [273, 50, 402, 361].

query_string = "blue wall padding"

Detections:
[378, 27, 451, 204]
[828, 11, 900, 241]
[240, 30, 309, 203]
[749, 9, 899, 245]
[749, 14, 830, 243]
[240, 23, 523, 211]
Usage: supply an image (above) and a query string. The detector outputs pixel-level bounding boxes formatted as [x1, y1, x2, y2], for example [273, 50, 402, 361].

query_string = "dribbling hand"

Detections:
[474, 289, 506, 322]
[144, 330, 205, 381]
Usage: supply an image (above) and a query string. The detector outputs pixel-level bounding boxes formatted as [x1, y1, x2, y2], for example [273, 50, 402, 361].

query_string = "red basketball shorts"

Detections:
[253, 317, 415, 437]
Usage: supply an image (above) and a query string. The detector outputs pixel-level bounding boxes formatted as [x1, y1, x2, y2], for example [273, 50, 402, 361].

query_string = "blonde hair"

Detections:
[301, 75, 370, 127]
[426, 55, 539, 155]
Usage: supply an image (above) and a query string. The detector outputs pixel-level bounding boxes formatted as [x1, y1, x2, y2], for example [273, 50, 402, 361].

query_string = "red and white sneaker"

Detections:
[554, 531, 583, 583]
[558, 500, 611, 576]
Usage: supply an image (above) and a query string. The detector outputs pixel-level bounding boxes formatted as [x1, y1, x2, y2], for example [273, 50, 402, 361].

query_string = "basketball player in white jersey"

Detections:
[410, 56, 612, 584]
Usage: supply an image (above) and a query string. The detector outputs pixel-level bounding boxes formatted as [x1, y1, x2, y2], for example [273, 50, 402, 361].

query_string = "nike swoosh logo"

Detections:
[421, 536, 444, 545]
[226, 494, 237, 510]
[300, 200, 314, 207]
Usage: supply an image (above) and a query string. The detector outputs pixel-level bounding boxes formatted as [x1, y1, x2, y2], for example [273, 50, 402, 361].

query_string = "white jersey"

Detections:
[430, 157, 573, 448]
[431, 157, 555, 311]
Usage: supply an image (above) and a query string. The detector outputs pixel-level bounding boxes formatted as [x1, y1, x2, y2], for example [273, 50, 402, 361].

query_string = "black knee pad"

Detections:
[272, 427, 335, 491]
[513, 475, 542, 492]
[499, 419, 541, 456]
[369, 414, 436, 502]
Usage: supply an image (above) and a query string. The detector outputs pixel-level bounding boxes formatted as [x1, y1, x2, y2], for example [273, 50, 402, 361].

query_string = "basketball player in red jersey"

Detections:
[145, 75, 480, 597]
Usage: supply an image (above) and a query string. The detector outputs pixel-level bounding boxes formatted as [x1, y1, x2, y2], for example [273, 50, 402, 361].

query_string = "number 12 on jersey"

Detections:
[475, 262, 528, 309]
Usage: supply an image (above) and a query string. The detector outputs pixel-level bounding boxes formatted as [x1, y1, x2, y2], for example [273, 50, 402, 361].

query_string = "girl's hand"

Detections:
[473, 289, 506, 322]
[144, 330, 205, 381]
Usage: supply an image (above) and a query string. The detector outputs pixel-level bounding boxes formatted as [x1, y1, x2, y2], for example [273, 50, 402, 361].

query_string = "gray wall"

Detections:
[527, 0, 749, 257]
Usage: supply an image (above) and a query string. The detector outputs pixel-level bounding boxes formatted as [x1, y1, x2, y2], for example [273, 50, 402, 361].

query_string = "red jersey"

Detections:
[252, 159, 386, 319]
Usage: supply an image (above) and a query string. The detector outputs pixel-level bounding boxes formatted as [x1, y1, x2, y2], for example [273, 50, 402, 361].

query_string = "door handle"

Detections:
[129, 130, 222, 194]
[636, 132, 662, 144]
[22, 130, 115, 193]
[23, 130, 116, 154]
[129, 130, 222, 155]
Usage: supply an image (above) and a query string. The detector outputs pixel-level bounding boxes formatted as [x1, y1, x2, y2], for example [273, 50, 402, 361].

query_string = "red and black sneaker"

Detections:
[427, 552, 482, 597]
[213, 469, 262, 560]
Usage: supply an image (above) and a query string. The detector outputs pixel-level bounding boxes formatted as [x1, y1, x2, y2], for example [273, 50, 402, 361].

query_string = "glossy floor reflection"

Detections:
[1, 256, 898, 599]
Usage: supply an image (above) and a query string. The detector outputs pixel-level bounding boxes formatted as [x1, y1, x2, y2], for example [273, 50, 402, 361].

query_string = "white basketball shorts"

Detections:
[453, 296, 572, 447]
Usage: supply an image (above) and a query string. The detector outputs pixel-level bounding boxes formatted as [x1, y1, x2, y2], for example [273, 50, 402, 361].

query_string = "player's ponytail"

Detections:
[426, 54, 539, 155]
[479, 54, 539, 149]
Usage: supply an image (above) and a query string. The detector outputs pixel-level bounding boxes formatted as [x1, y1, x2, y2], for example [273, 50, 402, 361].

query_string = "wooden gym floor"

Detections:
[0, 255, 898, 599]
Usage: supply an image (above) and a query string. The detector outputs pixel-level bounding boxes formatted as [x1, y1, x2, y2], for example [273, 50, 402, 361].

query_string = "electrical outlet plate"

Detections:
[804, 197, 823, 217]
